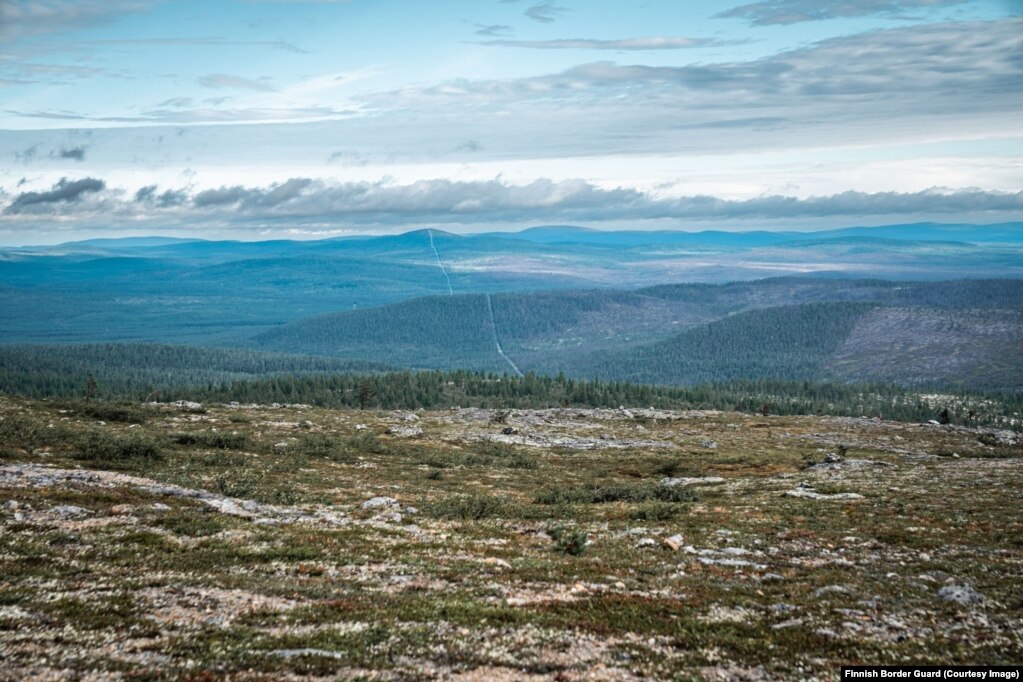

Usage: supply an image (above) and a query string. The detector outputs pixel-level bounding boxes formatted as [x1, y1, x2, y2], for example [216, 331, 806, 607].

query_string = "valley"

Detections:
[2, 224, 1021, 348]
[2, 225, 1022, 395]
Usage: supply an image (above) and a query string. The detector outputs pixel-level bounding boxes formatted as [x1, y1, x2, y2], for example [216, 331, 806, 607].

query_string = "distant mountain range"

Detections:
[482, 222, 1023, 246]
[1, 223, 1021, 392]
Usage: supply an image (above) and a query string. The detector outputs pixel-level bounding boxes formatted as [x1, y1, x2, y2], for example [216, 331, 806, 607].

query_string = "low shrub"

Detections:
[60, 400, 147, 424]
[629, 501, 689, 521]
[74, 430, 164, 462]
[425, 493, 508, 520]
[347, 432, 388, 455]
[547, 523, 588, 556]
[172, 431, 248, 450]
[419, 442, 538, 470]
[534, 482, 698, 505]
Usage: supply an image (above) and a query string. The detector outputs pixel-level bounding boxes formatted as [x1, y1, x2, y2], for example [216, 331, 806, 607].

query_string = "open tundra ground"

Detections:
[0, 397, 1021, 680]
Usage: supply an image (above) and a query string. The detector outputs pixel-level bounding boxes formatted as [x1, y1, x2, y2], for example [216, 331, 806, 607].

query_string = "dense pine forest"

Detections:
[183, 371, 1021, 427]
[1, 343, 1018, 428]
[0, 344, 390, 399]
[251, 279, 1023, 391]
[574, 302, 875, 385]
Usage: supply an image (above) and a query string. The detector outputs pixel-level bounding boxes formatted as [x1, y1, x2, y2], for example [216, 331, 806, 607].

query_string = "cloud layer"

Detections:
[0, 0, 152, 39]
[6, 17, 1019, 163]
[717, 0, 970, 25]
[4, 177, 105, 213]
[4, 176, 1020, 227]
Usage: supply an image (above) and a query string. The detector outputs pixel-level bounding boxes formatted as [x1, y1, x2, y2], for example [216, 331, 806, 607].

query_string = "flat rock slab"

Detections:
[0, 463, 350, 527]
[660, 476, 726, 488]
[478, 433, 673, 450]
[809, 458, 890, 471]
[386, 426, 423, 438]
[785, 489, 864, 501]
[361, 496, 400, 510]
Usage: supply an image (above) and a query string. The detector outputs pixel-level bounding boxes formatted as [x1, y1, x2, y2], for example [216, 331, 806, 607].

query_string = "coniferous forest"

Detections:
[1, 342, 1018, 428]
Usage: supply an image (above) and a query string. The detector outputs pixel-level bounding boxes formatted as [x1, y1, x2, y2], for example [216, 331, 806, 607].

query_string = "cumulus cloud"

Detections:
[3, 176, 1021, 226]
[193, 178, 312, 208]
[135, 185, 187, 207]
[4, 177, 105, 214]
[477, 37, 720, 50]
[716, 0, 970, 25]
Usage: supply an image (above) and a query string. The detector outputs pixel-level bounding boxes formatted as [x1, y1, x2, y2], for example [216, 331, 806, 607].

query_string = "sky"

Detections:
[0, 0, 1021, 244]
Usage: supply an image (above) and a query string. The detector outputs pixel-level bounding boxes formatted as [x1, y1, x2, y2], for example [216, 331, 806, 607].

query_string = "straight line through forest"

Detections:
[486, 293, 524, 378]
[426, 229, 453, 296]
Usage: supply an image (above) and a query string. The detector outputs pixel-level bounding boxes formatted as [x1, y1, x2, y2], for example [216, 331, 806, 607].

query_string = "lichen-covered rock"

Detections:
[937, 584, 983, 605]
[660, 476, 725, 488]
[51, 505, 90, 518]
[663, 534, 685, 551]
[361, 496, 400, 510]
[785, 487, 864, 500]
[386, 425, 423, 438]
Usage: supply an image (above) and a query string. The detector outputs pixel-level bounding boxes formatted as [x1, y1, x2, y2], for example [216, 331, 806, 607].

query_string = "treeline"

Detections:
[0, 344, 391, 399]
[177, 372, 1019, 429]
[2, 344, 1020, 428]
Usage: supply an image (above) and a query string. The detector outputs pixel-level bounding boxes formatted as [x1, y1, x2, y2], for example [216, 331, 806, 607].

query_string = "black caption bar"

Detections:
[842, 667, 1021, 680]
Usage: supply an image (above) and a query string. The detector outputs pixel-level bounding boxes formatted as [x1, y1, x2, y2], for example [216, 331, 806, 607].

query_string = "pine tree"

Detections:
[84, 372, 98, 403]
[357, 380, 374, 410]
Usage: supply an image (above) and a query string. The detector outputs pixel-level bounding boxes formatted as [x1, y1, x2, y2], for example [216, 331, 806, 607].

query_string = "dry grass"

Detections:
[0, 397, 1020, 680]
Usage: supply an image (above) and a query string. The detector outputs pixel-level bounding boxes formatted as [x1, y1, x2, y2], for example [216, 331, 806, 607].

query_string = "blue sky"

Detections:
[0, 0, 1021, 243]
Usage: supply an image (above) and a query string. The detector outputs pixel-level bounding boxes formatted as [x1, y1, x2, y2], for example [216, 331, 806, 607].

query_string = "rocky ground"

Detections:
[0, 397, 1020, 680]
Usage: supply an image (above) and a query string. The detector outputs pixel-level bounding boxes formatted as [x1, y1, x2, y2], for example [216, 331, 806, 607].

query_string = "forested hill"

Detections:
[571, 302, 873, 386]
[254, 289, 697, 371]
[3, 225, 1022, 348]
[3, 278, 1021, 396]
[253, 278, 1023, 391]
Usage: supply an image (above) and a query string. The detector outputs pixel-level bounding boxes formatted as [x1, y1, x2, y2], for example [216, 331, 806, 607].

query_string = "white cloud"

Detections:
[4, 176, 1021, 228]
[0, 0, 152, 40]
[716, 0, 971, 25]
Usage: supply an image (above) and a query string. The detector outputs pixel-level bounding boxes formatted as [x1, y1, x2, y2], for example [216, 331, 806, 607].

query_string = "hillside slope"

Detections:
[572, 302, 874, 385]
[829, 307, 1023, 391]
[253, 279, 1023, 390]
[256, 295, 505, 370]
[3, 226, 1022, 347]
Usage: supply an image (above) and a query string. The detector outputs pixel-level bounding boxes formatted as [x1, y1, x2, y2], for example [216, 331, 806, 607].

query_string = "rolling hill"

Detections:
[253, 278, 1023, 391]
[2, 224, 1021, 347]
